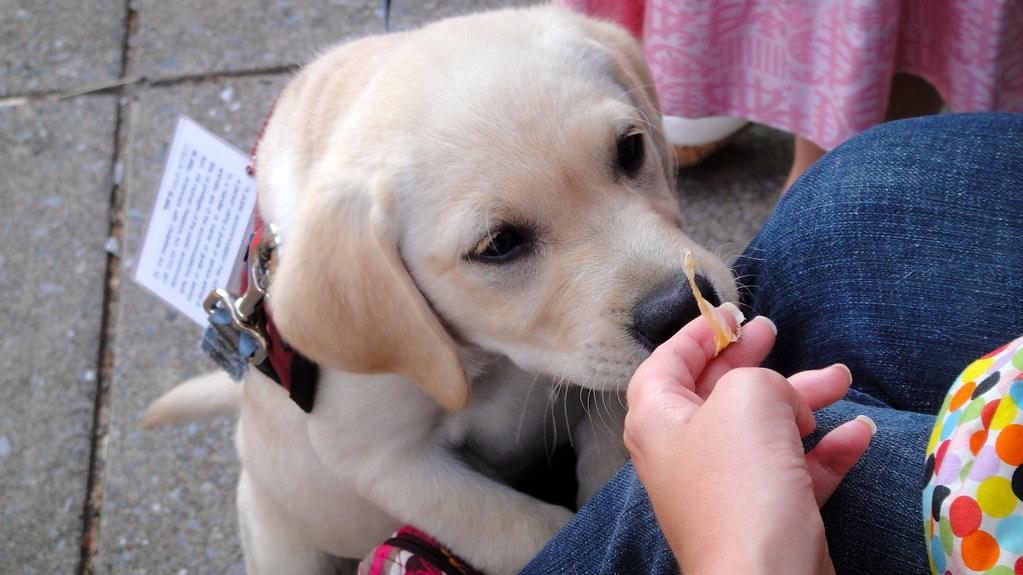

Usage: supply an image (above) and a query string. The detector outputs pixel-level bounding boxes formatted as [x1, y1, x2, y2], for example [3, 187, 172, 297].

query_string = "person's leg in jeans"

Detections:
[519, 112, 1023, 574]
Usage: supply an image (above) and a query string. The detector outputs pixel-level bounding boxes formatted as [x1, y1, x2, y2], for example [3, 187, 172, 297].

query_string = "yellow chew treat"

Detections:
[683, 250, 739, 355]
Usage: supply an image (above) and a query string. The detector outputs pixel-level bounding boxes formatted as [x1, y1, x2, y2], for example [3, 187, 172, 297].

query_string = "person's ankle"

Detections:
[782, 135, 826, 194]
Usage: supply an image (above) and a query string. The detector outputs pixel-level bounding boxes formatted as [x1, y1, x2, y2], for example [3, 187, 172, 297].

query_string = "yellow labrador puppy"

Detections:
[145, 5, 737, 574]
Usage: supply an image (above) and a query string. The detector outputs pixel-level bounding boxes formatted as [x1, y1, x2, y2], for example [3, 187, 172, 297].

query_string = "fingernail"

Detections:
[855, 415, 877, 436]
[754, 315, 778, 335]
[721, 302, 746, 326]
[834, 363, 852, 380]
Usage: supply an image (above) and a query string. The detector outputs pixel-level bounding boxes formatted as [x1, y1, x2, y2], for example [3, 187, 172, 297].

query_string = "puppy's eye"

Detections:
[616, 130, 645, 177]
[469, 227, 529, 263]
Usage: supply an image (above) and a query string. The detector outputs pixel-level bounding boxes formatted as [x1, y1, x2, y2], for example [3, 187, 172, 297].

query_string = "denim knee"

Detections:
[735, 112, 1023, 411]
[785, 112, 1023, 219]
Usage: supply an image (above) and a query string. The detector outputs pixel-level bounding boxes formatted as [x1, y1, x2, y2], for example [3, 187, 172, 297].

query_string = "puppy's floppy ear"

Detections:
[269, 178, 468, 411]
[580, 17, 677, 186]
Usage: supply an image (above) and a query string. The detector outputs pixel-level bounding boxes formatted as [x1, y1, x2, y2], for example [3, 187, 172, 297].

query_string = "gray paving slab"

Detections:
[127, 0, 537, 80]
[99, 75, 288, 575]
[126, 0, 377, 79]
[386, 0, 540, 30]
[0, 95, 117, 574]
[0, 0, 124, 97]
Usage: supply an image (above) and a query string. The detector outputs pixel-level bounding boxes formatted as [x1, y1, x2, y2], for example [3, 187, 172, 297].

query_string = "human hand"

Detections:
[623, 305, 876, 575]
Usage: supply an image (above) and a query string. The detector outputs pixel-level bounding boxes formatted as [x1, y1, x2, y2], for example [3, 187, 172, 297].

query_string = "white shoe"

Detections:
[663, 116, 748, 167]
[663, 116, 747, 146]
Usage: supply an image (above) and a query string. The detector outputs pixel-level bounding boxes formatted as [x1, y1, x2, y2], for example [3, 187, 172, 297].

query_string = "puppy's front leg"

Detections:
[306, 376, 572, 575]
[359, 444, 572, 574]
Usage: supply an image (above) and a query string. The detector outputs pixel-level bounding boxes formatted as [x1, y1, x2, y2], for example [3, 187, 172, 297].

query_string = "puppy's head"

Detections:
[265, 8, 737, 410]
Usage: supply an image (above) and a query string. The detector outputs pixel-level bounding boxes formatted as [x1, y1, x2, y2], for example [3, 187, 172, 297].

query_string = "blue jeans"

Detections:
[520, 113, 1023, 575]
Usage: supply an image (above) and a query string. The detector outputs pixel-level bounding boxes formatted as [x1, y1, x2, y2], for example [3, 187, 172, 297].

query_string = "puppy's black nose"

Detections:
[631, 274, 720, 351]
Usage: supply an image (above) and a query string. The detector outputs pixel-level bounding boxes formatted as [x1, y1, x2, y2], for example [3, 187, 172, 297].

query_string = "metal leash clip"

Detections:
[202, 223, 281, 366]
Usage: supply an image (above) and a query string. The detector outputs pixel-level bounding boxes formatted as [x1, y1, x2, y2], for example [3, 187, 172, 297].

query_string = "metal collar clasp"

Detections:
[202, 223, 281, 365]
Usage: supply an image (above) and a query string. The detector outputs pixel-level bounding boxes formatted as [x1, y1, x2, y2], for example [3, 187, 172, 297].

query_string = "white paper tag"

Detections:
[134, 115, 257, 326]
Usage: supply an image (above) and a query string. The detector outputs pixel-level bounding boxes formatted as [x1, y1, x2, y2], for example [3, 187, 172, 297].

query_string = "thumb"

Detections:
[806, 416, 876, 506]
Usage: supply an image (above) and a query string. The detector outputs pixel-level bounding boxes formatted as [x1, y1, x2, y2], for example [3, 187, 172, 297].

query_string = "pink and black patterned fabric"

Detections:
[358, 526, 483, 575]
[560, 0, 1023, 149]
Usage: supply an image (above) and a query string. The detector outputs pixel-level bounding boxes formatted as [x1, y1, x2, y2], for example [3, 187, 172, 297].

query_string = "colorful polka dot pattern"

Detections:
[924, 335, 1023, 574]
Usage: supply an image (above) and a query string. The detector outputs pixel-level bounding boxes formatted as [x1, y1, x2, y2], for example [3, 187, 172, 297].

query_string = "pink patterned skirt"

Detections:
[561, 0, 1023, 149]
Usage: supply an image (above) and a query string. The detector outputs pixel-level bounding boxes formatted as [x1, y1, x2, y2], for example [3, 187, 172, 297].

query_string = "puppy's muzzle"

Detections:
[631, 273, 720, 351]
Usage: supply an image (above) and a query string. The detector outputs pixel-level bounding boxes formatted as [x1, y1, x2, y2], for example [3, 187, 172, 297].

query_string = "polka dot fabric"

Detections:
[924, 335, 1023, 575]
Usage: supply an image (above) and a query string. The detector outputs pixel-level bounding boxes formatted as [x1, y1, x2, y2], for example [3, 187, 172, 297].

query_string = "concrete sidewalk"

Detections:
[0, 1, 789, 573]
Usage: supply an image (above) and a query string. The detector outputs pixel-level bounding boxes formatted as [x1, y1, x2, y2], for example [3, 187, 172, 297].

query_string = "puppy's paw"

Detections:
[467, 503, 573, 575]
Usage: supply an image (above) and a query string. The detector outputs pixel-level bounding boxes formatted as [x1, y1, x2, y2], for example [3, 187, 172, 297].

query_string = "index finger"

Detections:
[626, 302, 745, 410]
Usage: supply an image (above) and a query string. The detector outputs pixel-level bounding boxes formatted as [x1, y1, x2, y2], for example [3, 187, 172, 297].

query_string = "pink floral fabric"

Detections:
[561, 0, 1023, 149]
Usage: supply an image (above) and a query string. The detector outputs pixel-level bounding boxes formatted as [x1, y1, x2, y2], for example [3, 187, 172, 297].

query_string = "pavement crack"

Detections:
[145, 64, 300, 87]
[76, 1, 136, 573]
[0, 66, 297, 108]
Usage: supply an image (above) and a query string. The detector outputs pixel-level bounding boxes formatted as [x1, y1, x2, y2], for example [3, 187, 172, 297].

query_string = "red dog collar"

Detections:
[243, 101, 319, 412]
[240, 211, 319, 412]
[201, 101, 319, 413]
